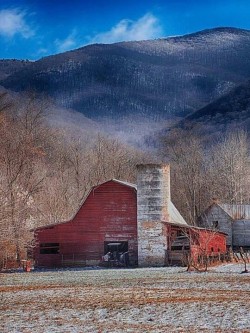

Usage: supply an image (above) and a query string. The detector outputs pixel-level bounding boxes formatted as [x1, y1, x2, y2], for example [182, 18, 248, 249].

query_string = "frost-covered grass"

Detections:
[1, 264, 250, 332]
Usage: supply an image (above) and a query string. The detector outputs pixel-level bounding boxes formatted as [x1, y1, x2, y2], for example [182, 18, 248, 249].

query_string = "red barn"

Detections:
[165, 222, 227, 267]
[34, 180, 137, 267]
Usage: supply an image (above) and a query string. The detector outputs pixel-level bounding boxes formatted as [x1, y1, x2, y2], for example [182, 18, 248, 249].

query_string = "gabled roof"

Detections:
[80, 179, 136, 211]
[33, 179, 137, 231]
[111, 179, 137, 190]
[218, 204, 250, 220]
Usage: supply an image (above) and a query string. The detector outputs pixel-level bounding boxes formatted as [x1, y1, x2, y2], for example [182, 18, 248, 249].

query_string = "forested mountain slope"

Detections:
[177, 79, 250, 133]
[1, 27, 250, 122]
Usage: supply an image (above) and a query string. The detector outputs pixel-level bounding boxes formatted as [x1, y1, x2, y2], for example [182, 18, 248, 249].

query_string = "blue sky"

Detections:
[0, 0, 250, 60]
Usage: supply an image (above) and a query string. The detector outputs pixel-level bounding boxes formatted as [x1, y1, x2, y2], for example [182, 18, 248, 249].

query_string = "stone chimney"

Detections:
[137, 164, 171, 267]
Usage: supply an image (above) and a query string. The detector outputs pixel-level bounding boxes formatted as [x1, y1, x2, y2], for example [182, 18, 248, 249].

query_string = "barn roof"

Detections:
[111, 179, 137, 190]
[73, 179, 137, 218]
[168, 201, 187, 225]
[33, 179, 137, 231]
[164, 220, 228, 235]
[218, 204, 250, 220]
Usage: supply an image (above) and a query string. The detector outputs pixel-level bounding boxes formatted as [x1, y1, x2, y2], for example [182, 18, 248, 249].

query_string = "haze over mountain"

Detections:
[1, 27, 250, 145]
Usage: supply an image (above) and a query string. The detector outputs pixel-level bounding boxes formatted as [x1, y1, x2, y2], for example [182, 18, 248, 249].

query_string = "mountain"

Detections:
[0, 59, 30, 81]
[178, 79, 250, 132]
[1, 27, 250, 124]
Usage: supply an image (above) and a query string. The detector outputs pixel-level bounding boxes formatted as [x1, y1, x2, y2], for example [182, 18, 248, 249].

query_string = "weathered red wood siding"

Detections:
[166, 224, 227, 265]
[195, 229, 227, 256]
[34, 181, 137, 267]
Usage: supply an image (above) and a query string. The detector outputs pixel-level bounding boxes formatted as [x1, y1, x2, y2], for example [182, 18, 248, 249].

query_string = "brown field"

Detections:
[0, 264, 250, 332]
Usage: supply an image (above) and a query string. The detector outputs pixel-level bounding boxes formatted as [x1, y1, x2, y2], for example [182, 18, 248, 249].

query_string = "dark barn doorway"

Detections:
[104, 241, 128, 255]
[103, 241, 129, 266]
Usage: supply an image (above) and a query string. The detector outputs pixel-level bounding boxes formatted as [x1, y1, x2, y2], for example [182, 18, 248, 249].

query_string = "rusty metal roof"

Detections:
[219, 204, 250, 220]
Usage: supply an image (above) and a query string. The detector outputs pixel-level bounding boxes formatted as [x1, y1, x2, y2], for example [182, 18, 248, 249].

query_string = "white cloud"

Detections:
[55, 30, 78, 53]
[36, 47, 49, 55]
[0, 8, 34, 38]
[90, 13, 162, 44]
[44, 13, 162, 56]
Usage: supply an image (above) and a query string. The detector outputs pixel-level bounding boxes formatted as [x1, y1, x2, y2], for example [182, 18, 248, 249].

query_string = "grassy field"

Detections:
[1, 264, 250, 332]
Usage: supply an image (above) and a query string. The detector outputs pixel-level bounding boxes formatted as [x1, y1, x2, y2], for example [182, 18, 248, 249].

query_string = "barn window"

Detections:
[212, 221, 219, 229]
[40, 243, 59, 254]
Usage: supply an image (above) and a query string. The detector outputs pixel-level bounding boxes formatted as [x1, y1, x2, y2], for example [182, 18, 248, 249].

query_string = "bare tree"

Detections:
[0, 93, 48, 266]
[162, 128, 209, 225]
[208, 130, 250, 204]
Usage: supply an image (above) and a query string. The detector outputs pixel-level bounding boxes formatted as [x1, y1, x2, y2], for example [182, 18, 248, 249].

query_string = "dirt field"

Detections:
[1, 264, 250, 333]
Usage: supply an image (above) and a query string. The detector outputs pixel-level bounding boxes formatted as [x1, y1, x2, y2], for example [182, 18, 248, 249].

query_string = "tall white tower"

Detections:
[137, 164, 171, 267]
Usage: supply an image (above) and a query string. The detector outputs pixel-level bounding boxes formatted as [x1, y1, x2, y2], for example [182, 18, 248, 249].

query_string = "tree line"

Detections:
[162, 127, 250, 225]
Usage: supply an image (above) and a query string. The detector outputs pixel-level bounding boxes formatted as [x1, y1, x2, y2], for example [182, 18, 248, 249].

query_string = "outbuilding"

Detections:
[199, 201, 250, 249]
[165, 222, 227, 266]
